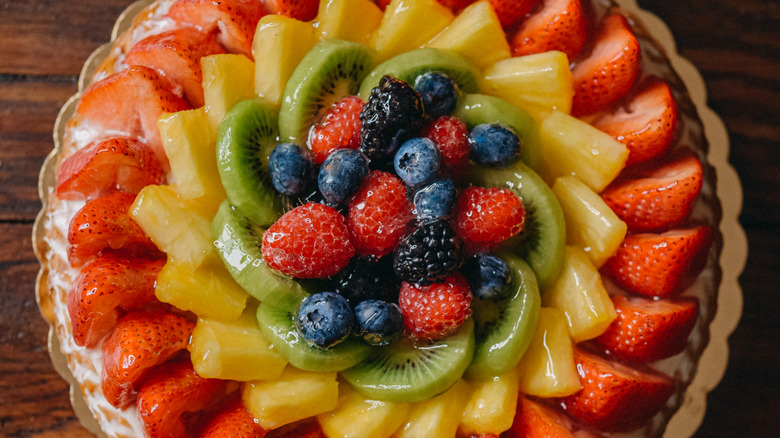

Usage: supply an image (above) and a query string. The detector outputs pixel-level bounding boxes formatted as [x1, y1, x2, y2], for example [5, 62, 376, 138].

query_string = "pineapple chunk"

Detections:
[425, 1, 510, 70]
[155, 254, 248, 322]
[543, 246, 617, 342]
[516, 308, 582, 397]
[318, 384, 409, 438]
[553, 176, 627, 267]
[538, 110, 629, 192]
[188, 305, 287, 381]
[202, 54, 256, 130]
[243, 367, 339, 429]
[371, 0, 454, 62]
[395, 380, 470, 438]
[481, 51, 574, 121]
[316, 0, 383, 46]
[459, 367, 521, 436]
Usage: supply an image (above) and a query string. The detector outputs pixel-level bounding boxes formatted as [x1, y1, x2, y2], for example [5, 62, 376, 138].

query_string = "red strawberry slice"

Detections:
[374, 0, 391, 11]
[454, 186, 525, 248]
[489, 0, 536, 28]
[198, 398, 267, 438]
[505, 396, 577, 438]
[556, 348, 675, 432]
[593, 77, 679, 167]
[601, 154, 703, 232]
[75, 65, 189, 170]
[435, 0, 477, 13]
[102, 310, 195, 408]
[137, 359, 230, 438]
[67, 192, 163, 268]
[269, 418, 327, 438]
[56, 137, 166, 201]
[596, 295, 699, 362]
[602, 226, 712, 298]
[571, 13, 640, 117]
[167, 0, 265, 59]
[424, 116, 470, 178]
[264, 0, 319, 22]
[125, 28, 226, 107]
[510, 0, 589, 60]
[67, 255, 165, 348]
[398, 272, 473, 341]
[308, 95, 364, 165]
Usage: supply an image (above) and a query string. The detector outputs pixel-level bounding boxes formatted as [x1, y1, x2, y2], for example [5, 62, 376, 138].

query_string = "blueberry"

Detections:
[463, 254, 512, 300]
[414, 72, 459, 118]
[469, 123, 521, 167]
[353, 300, 404, 346]
[318, 149, 369, 206]
[296, 292, 355, 349]
[413, 178, 457, 219]
[269, 143, 314, 196]
[394, 137, 441, 187]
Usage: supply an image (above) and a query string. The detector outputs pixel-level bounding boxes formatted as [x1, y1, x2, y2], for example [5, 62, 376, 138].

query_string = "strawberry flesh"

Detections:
[505, 396, 577, 438]
[264, 0, 320, 22]
[511, 0, 589, 60]
[489, 0, 537, 28]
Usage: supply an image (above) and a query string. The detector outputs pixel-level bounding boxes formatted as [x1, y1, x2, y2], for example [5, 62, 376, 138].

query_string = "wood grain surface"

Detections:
[1, 0, 777, 436]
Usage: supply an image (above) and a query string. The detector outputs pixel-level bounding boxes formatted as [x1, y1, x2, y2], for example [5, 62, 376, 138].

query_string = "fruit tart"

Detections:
[35, 0, 744, 437]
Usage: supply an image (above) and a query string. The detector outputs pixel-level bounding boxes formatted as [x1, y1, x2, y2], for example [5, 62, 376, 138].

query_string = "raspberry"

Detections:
[424, 116, 469, 177]
[347, 170, 413, 258]
[454, 186, 526, 247]
[261, 203, 355, 278]
[398, 273, 473, 341]
[308, 95, 364, 165]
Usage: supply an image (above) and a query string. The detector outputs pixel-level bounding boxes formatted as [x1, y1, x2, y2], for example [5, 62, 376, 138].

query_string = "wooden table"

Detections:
[1, 0, 777, 436]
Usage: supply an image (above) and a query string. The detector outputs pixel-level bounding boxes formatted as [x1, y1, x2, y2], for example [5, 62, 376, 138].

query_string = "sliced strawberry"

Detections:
[102, 310, 195, 408]
[167, 0, 265, 59]
[593, 77, 679, 167]
[198, 398, 267, 438]
[571, 14, 640, 117]
[308, 95, 364, 165]
[56, 137, 166, 201]
[67, 255, 165, 347]
[556, 348, 675, 432]
[601, 154, 703, 232]
[67, 192, 162, 268]
[75, 65, 189, 169]
[374, 0, 391, 11]
[505, 396, 576, 438]
[264, 0, 319, 22]
[511, 0, 588, 60]
[435, 0, 477, 13]
[137, 359, 230, 438]
[602, 226, 712, 298]
[269, 418, 327, 438]
[125, 28, 226, 107]
[595, 295, 699, 362]
[489, 0, 536, 28]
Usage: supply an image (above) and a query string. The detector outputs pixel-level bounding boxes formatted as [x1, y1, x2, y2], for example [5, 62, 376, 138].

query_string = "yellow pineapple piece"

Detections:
[155, 253, 248, 322]
[395, 379, 470, 438]
[371, 0, 454, 62]
[459, 367, 521, 436]
[243, 367, 339, 429]
[553, 176, 627, 267]
[425, 1, 510, 70]
[538, 110, 629, 192]
[481, 51, 574, 121]
[188, 305, 287, 381]
[316, 0, 383, 46]
[253, 15, 317, 107]
[543, 246, 617, 342]
[516, 307, 582, 397]
[318, 384, 409, 438]
[202, 54, 256, 130]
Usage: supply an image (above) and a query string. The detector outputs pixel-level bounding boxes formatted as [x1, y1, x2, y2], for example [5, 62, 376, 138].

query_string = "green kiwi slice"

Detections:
[468, 161, 566, 292]
[340, 318, 474, 402]
[465, 253, 541, 380]
[358, 48, 480, 100]
[256, 302, 372, 373]
[453, 93, 542, 171]
[278, 39, 376, 143]
[211, 199, 309, 312]
[216, 97, 287, 227]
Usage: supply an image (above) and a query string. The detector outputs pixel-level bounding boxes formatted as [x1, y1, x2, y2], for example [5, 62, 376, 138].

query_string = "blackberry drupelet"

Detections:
[393, 219, 465, 285]
[333, 256, 400, 305]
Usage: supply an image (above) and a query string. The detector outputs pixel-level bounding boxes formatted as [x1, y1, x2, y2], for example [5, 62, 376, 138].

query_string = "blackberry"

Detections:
[359, 75, 425, 163]
[393, 219, 465, 285]
[334, 256, 400, 305]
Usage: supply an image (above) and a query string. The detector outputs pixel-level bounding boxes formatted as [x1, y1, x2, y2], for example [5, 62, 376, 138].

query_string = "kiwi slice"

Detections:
[211, 199, 310, 312]
[278, 39, 376, 143]
[453, 93, 542, 171]
[465, 253, 541, 380]
[217, 97, 287, 227]
[468, 161, 566, 292]
[358, 48, 480, 101]
[256, 302, 372, 373]
[340, 318, 474, 402]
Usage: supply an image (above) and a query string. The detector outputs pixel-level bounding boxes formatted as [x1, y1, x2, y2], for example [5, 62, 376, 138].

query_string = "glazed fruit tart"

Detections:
[34, 0, 744, 437]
